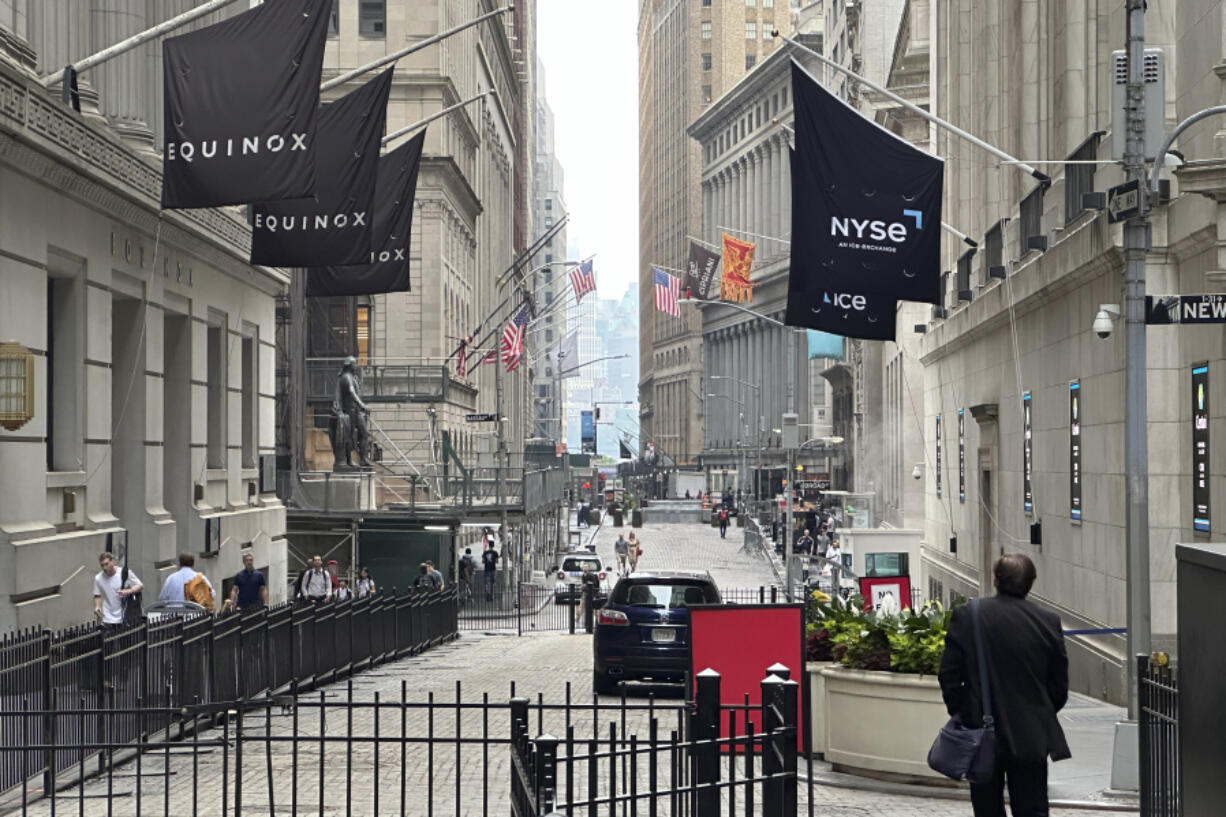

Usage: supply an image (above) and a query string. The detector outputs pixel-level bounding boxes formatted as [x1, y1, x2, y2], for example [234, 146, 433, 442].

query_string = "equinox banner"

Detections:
[685, 240, 720, 300]
[786, 61, 943, 307]
[785, 147, 897, 340]
[251, 69, 393, 267]
[161, 0, 331, 209]
[306, 132, 425, 297]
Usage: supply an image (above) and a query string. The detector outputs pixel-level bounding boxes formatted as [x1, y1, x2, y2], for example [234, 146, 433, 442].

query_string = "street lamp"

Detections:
[711, 375, 766, 507]
[705, 393, 750, 504]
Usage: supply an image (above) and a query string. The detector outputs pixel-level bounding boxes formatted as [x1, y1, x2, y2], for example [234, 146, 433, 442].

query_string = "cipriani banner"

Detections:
[785, 146, 897, 340]
[786, 60, 943, 309]
[250, 69, 393, 267]
[306, 131, 425, 297]
[161, 0, 330, 209]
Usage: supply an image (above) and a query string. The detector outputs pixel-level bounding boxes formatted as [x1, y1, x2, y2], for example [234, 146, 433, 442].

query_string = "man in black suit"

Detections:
[938, 554, 1070, 816]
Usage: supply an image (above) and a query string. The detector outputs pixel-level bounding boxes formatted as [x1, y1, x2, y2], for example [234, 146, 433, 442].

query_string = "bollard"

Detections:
[583, 585, 594, 634]
[534, 733, 559, 812]
[691, 668, 721, 815]
[760, 674, 785, 817]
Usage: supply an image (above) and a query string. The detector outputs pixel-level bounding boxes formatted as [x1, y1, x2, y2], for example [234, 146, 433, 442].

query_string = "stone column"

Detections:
[89, 0, 154, 151]
[780, 136, 792, 237]
[766, 140, 779, 242]
[748, 152, 759, 237]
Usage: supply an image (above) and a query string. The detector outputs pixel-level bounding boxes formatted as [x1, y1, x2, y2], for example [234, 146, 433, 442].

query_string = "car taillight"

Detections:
[558, 571, 565, 580]
[597, 609, 629, 626]
[598, 572, 606, 580]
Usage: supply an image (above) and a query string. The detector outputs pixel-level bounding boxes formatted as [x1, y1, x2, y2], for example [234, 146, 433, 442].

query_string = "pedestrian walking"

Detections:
[225, 553, 268, 613]
[297, 555, 333, 602]
[614, 534, 630, 576]
[93, 552, 143, 628]
[576, 563, 601, 627]
[355, 567, 376, 598]
[426, 560, 445, 590]
[159, 552, 215, 612]
[458, 549, 475, 603]
[938, 554, 1070, 816]
[627, 532, 642, 572]
[334, 577, 353, 601]
[796, 529, 815, 556]
[482, 543, 499, 601]
[717, 507, 730, 538]
[824, 538, 843, 594]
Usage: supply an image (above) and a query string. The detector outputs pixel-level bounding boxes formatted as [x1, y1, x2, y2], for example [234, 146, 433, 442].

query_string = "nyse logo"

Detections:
[830, 209, 924, 244]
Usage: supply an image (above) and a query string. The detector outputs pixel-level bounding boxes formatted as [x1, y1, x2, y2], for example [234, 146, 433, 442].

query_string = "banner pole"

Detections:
[382, 91, 492, 146]
[39, 0, 246, 88]
[775, 33, 1049, 184]
[322, 6, 513, 91]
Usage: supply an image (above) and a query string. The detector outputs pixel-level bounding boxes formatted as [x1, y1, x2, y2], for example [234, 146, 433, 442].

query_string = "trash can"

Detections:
[612, 510, 624, 527]
[588, 508, 601, 526]
[631, 509, 643, 528]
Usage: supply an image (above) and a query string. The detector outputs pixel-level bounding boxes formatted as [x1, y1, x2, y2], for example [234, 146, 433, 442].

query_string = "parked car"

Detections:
[592, 570, 722, 695]
[552, 553, 612, 605]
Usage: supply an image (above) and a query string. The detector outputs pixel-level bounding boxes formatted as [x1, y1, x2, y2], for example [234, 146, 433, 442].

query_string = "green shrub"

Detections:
[804, 590, 957, 676]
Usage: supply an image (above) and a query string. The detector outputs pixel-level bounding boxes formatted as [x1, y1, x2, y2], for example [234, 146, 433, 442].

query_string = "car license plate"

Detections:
[651, 628, 675, 643]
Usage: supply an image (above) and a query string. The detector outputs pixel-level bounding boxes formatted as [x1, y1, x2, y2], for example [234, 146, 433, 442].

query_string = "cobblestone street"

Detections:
[10, 522, 1134, 816]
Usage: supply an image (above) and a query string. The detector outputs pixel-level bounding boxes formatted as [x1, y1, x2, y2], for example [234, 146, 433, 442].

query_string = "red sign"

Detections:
[858, 576, 913, 613]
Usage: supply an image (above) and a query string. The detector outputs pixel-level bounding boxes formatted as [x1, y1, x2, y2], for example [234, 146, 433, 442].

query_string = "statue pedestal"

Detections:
[297, 471, 376, 512]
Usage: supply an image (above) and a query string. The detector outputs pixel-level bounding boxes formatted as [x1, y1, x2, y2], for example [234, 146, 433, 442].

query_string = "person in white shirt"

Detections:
[159, 552, 213, 603]
[93, 551, 142, 626]
[825, 538, 843, 593]
[297, 554, 333, 602]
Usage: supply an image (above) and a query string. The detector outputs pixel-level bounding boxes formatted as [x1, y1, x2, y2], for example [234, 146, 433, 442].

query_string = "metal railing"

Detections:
[1138, 653, 1179, 817]
[305, 360, 448, 403]
[0, 589, 458, 799]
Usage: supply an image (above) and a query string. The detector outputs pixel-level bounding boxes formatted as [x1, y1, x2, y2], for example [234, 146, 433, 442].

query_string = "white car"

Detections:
[552, 553, 612, 604]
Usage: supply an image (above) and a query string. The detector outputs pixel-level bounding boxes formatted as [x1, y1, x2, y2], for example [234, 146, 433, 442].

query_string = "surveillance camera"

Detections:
[1093, 310, 1113, 339]
[912, 464, 923, 480]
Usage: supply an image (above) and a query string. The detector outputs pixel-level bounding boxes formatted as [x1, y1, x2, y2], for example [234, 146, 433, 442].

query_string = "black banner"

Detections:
[785, 146, 898, 340]
[786, 61, 943, 308]
[251, 69, 393, 267]
[306, 131, 425, 297]
[1070, 380, 1081, 521]
[935, 414, 942, 498]
[958, 408, 965, 503]
[161, 0, 330, 209]
[1193, 363, 1210, 533]
[1023, 391, 1033, 513]
[685, 241, 720, 300]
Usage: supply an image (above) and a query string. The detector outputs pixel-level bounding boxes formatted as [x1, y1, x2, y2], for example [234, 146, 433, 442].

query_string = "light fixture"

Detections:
[0, 342, 35, 431]
[424, 525, 450, 532]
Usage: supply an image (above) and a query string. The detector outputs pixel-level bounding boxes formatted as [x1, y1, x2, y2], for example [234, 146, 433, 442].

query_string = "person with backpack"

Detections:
[159, 552, 214, 612]
[458, 549, 476, 602]
[482, 544, 499, 601]
[717, 507, 730, 539]
[416, 563, 442, 591]
[93, 551, 143, 628]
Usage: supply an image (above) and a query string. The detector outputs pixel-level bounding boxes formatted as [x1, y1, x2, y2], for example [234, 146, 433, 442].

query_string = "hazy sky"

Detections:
[537, 1, 639, 302]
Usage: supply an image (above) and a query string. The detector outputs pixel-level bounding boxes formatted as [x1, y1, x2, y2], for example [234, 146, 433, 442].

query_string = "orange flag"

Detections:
[720, 233, 756, 303]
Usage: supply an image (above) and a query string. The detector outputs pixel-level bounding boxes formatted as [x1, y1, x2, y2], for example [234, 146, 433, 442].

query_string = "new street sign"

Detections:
[465, 412, 497, 422]
[1146, 294, 1226, 325]
[1108, 179, 1141, 223]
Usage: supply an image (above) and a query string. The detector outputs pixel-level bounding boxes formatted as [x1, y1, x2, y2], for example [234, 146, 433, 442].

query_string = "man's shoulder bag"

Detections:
[927, 599, 997, 784]
[120, 566, 144, 627]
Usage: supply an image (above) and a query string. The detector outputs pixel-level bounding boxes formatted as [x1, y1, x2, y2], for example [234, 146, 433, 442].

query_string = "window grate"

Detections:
[1019, 187, 1044, 254]
[1064, 133, 1103, 225]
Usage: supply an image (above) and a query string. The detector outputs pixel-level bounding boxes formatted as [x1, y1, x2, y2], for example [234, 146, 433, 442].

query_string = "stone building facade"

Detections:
[637, 0, 795, 467]
[0, 6, 286, 631]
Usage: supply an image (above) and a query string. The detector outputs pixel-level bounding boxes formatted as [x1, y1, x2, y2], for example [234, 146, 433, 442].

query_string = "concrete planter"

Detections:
[819, 666, 951, 782]
[806, 662, 838, 758]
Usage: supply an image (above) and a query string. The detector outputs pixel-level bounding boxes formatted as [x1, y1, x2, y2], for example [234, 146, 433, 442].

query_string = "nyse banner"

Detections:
[1193, 363, 1210, 533]
[958, 409, 965, 503]
[935, 414, 942, 498]
[581, 410, 596, 454]
[161, 0, 331, 208]
[1023, 391, 1033, 513]
[785, 147, 899, 340]
[1070, 380, 1081, 521]
[251, 69, 393, 267]
[787, 61, 943, 307]
[306, 132, 425, 296]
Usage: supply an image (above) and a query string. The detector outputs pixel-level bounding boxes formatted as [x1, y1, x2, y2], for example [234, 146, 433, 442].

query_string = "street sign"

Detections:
[1107, 179, 1141, 223]
[1146, 294, 1226, 325]
[465, 412, 497, 423]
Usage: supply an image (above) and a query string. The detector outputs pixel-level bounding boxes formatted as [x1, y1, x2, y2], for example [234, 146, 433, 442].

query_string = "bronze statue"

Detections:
[330, 357, 372, 470]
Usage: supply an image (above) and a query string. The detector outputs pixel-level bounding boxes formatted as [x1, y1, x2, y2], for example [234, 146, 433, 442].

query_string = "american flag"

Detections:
[455, 335, 472, 378]
[481, 349, 497, 365]
[653, 267, 681, 317]
[569, 259, 596, 303]
[500, 306, 530, 371]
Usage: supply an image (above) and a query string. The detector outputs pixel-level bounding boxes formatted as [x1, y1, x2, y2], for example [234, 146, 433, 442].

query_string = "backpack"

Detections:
[459, 556, 475, 579]
[719, 509, 728, 522]
[184, 572, 215, 612]
[482, 550, 497, 569]
[120, 566, 144, 626]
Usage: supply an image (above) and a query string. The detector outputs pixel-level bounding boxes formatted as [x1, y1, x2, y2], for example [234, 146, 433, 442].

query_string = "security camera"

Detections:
[912, 464, 923, 480]
[1093, 304, 1121, 339]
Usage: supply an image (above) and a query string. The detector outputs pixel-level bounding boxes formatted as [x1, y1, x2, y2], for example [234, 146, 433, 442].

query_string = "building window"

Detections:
[45, 275, 81, 467]
[745, 22, 757, 39]
[746, 0, 756, 5]
[327, 0, 338, 37]
[764, 26, 773, 39]
[241, 334, 257, 468]
[763, 0, 774, 6]
[359, 1, 385, 38]
[702, 0, 711, 5]
[544, 272, 553, 284]
[545, 253, 553, 263]
[701, 21, 712, 39]
[1064, 133, 1102, 225]
[545, 198, 552, 211]
[701, 53, 711, 71]
[206, 321, 225, 469]
[546, 330, 554, 342]
[702, 85, 712, 104]
[745, 54, 756, 70]
[782, 86, 788, 107]
[984, 221, 1004, 282]
[1019, 186, 1044, 253]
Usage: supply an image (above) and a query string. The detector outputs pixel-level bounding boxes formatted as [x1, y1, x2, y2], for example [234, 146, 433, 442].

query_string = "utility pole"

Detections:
[1123, 0, 1151, 720]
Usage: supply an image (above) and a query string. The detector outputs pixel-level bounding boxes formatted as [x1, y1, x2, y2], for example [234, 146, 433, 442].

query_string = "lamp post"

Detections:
[705, 393, 748, 507]
[710, 375, 764, 505]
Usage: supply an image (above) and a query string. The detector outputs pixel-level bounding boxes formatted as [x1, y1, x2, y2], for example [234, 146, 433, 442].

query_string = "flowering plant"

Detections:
[805, 591, 955, 675]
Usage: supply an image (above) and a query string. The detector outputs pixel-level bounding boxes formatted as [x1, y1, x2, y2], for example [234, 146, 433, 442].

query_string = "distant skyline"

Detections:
[537, 0, 638, 303]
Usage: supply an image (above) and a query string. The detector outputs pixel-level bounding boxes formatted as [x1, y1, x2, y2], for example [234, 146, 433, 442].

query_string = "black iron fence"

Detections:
[0, 588, 457, 801]
[1138, 653, 1179, 817]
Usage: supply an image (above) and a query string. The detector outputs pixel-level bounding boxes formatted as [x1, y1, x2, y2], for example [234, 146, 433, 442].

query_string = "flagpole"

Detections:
[716, 225, 791, 245]
[775, 33, 1049, 183]
[39, 0, 247, 88]
[686, 234, 720, 250]
[322, 6, 514, 90]
[382, 91, 492, 147]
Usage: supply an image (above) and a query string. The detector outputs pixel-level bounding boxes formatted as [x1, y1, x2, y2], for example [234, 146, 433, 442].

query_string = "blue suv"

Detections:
[592, 571, 722, 695]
